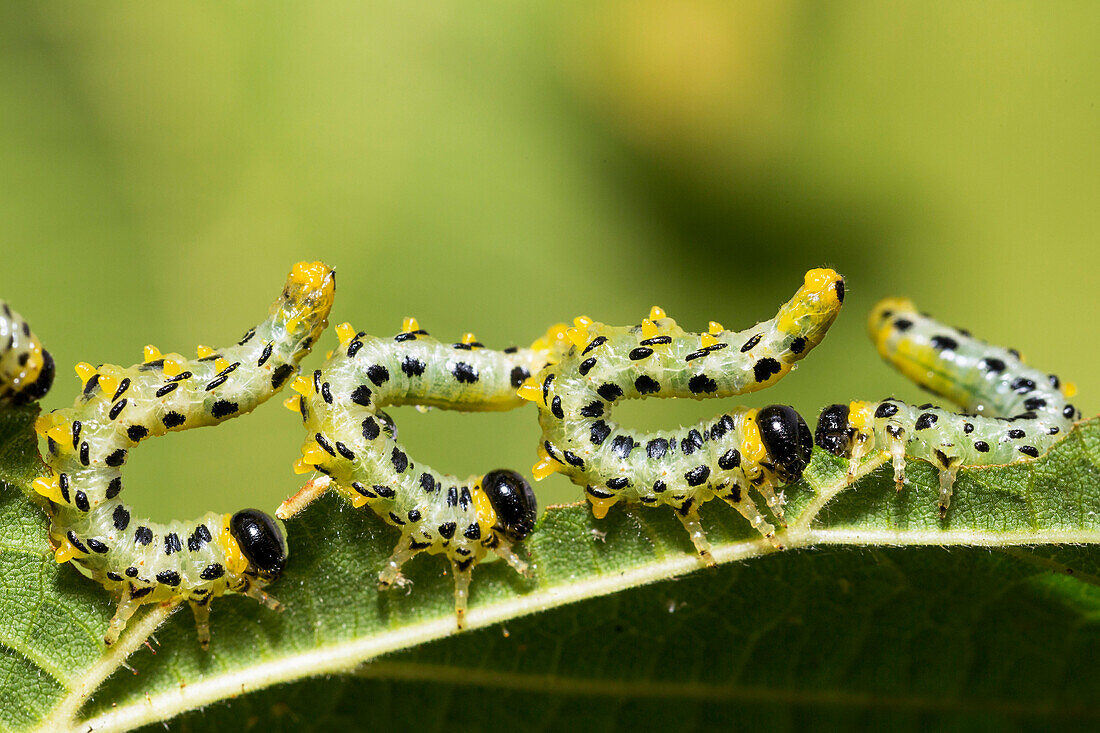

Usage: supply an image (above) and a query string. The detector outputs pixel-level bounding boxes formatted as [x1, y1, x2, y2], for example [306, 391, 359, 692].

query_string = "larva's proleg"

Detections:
[521, 268, 844, 560]
[32, 261, 335, 649]
[285, 320, 571, 628]
[815, 297, 1082, 517]
[0, 301, 55, 405]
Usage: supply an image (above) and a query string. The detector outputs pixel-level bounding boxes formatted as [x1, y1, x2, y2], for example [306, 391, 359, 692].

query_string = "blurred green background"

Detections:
[0, 2, 1096, 520]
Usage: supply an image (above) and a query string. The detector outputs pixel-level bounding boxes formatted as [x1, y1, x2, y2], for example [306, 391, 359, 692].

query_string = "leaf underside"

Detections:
[0, 405, 1098, 732]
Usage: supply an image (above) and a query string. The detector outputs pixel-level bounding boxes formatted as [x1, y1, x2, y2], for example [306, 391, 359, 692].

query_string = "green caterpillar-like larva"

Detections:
[281, 319, 571, 628]
[520, 269, 845, 561]
[0, 300, 55, 405]
[32, 262, 335, 648]
[815, 297, 1083, 517]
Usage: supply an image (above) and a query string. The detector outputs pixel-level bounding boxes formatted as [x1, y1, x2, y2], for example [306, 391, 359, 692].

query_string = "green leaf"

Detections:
[1, 405, 1099, 732]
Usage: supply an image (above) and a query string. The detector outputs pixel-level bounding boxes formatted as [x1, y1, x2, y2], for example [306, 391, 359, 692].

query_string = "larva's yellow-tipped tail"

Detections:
[774, 267, 846, 351]
[278, 261, 336, 344]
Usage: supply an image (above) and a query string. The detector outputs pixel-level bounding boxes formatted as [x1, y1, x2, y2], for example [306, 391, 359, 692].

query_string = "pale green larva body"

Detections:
[815, 297, 1082, 517]
[521, 269, 846, 561]
[32, 262, 335, 648]
[286, 319, 568, 627]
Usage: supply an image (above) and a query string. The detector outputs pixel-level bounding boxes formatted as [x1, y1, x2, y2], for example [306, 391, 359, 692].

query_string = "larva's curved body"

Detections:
[815, 297, 1082, 516]
[32, 262, 335, 648]
[285, 320, 569, 627]
[522, 269, 845, 560]
[0, 300, 55, 405]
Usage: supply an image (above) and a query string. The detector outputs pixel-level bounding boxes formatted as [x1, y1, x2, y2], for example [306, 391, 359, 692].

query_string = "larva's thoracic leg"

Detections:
[815, 297, 1082, 517]
[523, 269, 842, 555]
[292, 322, 560, 628]
[190, 600, 212, 651]
[34, 262, 334, 648]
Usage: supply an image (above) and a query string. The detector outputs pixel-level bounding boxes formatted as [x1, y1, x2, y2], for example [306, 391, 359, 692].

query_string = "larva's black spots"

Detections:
[291, 319, 562, 628]
[591, 420, 612, 445]
[582, 336, 608, 355]
[529, 270, 844, 562]
[689, 374, 717, 394]
[930, 335, 958, 351]
[816, 295, 1079, 519]
[109, 400, 127, 420]
[753, 358, 782, 383]
[200, 564, 225, 581]
[271, 363, 296, 389]
[211, 400, 239, 419]
[980, 358, 1006, 373]
[611, 435, 636, 459]
[719, 449, 741, 470]
[188, 524, 212, 552]
[156, 570, 181, 587]
[452, 362, 478, 383]
[1011, 377, 1036, 394]
[164, 533, 183, 555]
[30, 261, 333, 649]
[915, 413, 938, 430]
[367, 365, 390, 386]
[162, 411, 186, 429]
[597, 383, 623, 402]
[580, 401, 604, 418]
[320, 383, 334, 405]
[112, 378, 130, 402]
[510, 366, 530, 388]
[402, 356, 427, 377]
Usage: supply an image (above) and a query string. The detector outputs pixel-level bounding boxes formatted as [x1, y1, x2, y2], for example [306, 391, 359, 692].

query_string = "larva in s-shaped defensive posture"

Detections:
[32, 261, 334, 648]
[281, 320, 571, 627]
[520, 269, 846, 561]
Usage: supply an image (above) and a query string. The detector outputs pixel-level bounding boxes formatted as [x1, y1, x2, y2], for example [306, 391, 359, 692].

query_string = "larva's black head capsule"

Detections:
[815, 403, 853, 457]
[13, 349, 55, 405]
[757, 405, 813, 483]
[230, 509, 288, 579]
[482, 469, 537, 542]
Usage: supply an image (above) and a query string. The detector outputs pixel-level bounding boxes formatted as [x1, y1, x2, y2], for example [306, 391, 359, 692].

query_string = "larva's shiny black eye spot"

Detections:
[758, 405, 813, 481]
[481, 469, 537, 542]
[230, 509, 287, 578]
[815, 403, 852, 456]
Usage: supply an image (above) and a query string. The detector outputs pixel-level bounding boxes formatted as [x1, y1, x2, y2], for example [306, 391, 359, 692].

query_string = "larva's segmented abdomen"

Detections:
[0, 300, 55, 405]
[287, 319, 566, 628]
[816, 297, 1082, 517]
[523, 269, 844, 560]
[32, 261, 335, 649]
